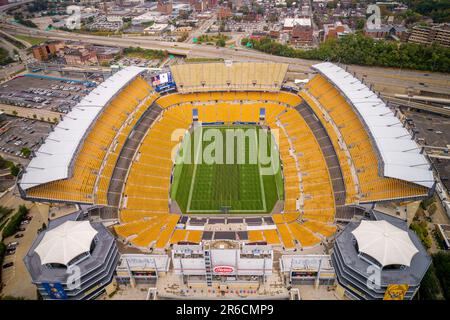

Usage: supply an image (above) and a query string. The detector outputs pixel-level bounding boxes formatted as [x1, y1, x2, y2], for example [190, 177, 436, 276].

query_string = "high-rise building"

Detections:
[408, 24, 450, 48]
[157, 0, 173, 15]
[31, 41, 64, 61]
[323, 22, 352, 42]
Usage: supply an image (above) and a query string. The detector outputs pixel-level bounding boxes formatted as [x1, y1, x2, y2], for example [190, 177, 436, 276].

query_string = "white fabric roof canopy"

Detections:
[351, 220, 419, 267]
[313, 62, 434, 188]
[20, 66, 146, 190]
[34, 221, 98, 266]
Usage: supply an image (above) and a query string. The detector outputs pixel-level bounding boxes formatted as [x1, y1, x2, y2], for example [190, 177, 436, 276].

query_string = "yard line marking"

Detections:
[187, 125, 202, 212]
[256, 128, 267, 212]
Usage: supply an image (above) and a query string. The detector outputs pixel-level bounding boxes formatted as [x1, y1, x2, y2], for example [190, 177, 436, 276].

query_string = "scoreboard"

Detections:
[151, 72, 176, 93]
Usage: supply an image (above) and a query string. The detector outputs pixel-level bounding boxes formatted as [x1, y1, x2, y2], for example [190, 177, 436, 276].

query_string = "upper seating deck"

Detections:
[303, 75, 429, 202]
[25, 77, 155, 203]
[170, 62, 288, 93]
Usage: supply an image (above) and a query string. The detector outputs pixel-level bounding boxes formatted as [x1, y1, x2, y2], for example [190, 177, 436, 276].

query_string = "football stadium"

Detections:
[19, 61, 435, 300]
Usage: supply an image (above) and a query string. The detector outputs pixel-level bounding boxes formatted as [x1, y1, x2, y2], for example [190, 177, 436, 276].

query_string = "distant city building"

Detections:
[157, 0, 173, 15]
[250, 31, 268, 40]
[0, 0, 9, 6]
[131, 11, 162, 25]
[106, 14, 124, 24]
[408, 24, 450, 48]
[269, 30, 281, 39]
[172, 3, 191, 17]
[217, 6, 232, 20]
[285, 17, 313, 46]
[291, 24, 313, 46]
[191, 0, 208, 12]
[92, 45, 123, 64]
[173, 26, 193, 35]
[144, 23, 170, 35]
[31, 41, 64, 62]
[364, 24, 407, 40]
[64, 48, 98, 65]
[231, 0, 243, 10]
[33, 40, 121, 65]
[323, 21, 352, 41]
[283, 17, 312, 31]
[86, 15, 124, 31]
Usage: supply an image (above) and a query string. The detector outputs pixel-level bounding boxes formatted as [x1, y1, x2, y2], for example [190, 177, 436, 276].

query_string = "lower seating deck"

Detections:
[115, 92, 337, 250]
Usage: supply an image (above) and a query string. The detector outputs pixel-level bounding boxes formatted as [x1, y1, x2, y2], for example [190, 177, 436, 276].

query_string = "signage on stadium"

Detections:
[213, 266, 235, 274]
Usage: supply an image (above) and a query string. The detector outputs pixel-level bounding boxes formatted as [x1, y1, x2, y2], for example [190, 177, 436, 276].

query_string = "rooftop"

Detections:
[19, 66, 146, 190]
[313, 62, 434, 189]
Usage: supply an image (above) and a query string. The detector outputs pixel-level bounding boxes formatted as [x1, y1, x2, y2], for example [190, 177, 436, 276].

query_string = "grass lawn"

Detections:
[185, 57, 224, 63]
[14, 35, 46, 46]
[171, 125, 283, 214]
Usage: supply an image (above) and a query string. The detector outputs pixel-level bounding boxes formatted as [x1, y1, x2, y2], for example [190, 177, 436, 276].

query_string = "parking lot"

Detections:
[0, 75, 94, 114]
[403, 110, 450, 148]
[1, 192, 47, 299]
[0, 115, 53, 160]
[403, 109, 450, 190]
[117, 57, 161, 68]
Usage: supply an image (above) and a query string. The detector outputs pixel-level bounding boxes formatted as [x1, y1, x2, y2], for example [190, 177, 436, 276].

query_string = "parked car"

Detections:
[18, 227, 26, 232]
[3, 262, 14, 269]
[14, 233, 24, 238]
[7, 241, 19, 248]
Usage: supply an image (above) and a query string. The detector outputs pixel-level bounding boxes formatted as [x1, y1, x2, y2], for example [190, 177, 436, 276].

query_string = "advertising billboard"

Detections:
[42, 282, 67, 300]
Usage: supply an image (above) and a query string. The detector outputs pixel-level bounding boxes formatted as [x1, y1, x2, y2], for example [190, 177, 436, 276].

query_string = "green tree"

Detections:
[0, 156, 8, 169]
[2, 205, 29, 238]
[432, 251, 450, 300]
[9, 163, 20, 177]
[20, 147, 31, 158]
[216, 38, 226, 47]
[243, 34, 450, 73]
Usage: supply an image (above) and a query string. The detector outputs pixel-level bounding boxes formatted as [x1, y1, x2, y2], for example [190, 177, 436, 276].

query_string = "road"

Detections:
[1, 22, 449, 97]
[0, 0, 34, 12]
[0, 190, 45, 299]
[186, 16, 216, 43]
[0, 103, 62, 121]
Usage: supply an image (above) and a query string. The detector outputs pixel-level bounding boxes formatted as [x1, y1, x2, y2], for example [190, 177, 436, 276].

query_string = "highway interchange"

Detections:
[0, 0, 449, 104]
[3, 22, 449, 98]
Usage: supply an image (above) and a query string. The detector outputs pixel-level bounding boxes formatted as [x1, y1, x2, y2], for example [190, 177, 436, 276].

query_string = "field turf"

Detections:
[170, 125, 283, 214]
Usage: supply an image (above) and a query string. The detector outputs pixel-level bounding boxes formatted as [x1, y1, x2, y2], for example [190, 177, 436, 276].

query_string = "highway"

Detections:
[0, 0, 34, 12]
[1, 19, 449, 98]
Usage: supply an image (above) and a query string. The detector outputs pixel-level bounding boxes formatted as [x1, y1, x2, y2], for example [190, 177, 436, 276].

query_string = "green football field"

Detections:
[170, 125, 284, 214]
